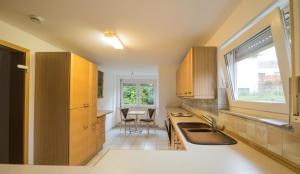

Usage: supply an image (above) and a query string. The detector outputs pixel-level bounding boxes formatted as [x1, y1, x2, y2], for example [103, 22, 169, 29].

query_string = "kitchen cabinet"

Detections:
[70, 54, 90, 109]
[170, 123, 185, 151]
[96, 116, 106, 150]
[69, 107, 89, 165]
[176, 47, 217, 99]
[34, 52, 103, 165]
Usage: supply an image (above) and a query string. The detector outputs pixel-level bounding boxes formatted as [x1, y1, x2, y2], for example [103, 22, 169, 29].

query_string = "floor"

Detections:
[87, 127, 171, 166]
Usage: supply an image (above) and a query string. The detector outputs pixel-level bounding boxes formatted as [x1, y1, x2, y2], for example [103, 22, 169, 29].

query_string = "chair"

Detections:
[120, 108, 135, 134]
[140, 108, 156, 135]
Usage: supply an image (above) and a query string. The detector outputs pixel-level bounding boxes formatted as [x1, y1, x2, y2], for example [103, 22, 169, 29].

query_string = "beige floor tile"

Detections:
[87, 127, 171, 166]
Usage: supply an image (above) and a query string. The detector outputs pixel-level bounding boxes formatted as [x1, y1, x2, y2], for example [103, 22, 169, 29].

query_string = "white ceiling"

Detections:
[0, 0, 241, 66]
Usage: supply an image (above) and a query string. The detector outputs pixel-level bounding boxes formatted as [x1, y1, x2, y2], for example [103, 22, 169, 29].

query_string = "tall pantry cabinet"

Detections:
[34, 52, 100, 165]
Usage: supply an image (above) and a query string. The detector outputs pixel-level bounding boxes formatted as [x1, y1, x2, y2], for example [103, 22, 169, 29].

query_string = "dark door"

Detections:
[0, 45, 26, 164]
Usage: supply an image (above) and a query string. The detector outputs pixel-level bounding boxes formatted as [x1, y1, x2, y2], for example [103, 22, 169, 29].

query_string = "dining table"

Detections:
[128, 110, 146, 133]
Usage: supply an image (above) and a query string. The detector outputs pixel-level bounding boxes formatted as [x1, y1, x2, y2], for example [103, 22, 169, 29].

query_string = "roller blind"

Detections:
[235, 26, 273, 61]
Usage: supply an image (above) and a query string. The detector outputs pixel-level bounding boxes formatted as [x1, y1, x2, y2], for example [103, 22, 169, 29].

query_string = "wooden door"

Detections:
[193, 47, 217, 99]
[69, 107, 89, 165]
[176, 69, 180, 96]
[182, 56, 189, 96]
[88, 63, 98, 157]
[70, 54, 90, 109]
[96, 116, 105, 150]
[186, 49, 194, 97]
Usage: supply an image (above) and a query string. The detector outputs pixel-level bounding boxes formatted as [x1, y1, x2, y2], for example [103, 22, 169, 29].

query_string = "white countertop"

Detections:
[0, 107, 295, 174]
[91, 107, 295, 174]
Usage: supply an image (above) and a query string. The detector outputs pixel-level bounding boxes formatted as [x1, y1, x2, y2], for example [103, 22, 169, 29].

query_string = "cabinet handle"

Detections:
[83, 125, 88, 129]
[188, 92, 192, 94]
[184, 92, 187, 95]
[83, 104, 89, 107]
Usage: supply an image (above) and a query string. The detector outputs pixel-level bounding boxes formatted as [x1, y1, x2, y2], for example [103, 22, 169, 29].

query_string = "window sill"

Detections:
[218, 110, 290, 128]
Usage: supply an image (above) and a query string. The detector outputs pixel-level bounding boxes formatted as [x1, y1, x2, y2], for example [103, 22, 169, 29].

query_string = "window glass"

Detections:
[225, 27, 285, 103]
[282, 6, 291, 43]
[140, 83, 154, 105]
[122, 83, 137, 105]
[121, 80, 156, 106]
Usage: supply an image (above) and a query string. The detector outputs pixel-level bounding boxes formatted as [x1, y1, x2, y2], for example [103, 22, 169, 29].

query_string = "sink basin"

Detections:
[187, 128, 213, 132]
[177, 122, 210, 129]
[177, 122, 237, 145]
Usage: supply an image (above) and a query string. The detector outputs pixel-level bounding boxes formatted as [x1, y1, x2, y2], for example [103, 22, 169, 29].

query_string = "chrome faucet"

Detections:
[201, 114, 217, 131]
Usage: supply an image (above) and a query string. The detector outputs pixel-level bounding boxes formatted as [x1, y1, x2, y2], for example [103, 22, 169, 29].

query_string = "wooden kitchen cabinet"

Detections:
[34, 52, 103, 165]
[170, 124, 185, 151]
[88, 63, 98, 157]
[176, 47, 217, 99]
[70, 54, 90, 109]
[96, 116, 106, 150]
[69, 107, 89, 165]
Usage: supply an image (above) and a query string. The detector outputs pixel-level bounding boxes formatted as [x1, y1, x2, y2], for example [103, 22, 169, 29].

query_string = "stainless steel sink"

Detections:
[177, 122, 237, 145]
[177, 122, 210, 129]
[187, 128, 213, 132]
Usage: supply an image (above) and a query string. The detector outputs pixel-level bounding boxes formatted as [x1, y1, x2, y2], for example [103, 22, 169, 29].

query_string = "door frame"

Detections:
[0, 40, 30, 164]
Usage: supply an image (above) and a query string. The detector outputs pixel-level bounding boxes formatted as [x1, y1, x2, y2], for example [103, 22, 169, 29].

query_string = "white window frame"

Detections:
[120, 79, 156, 107]
[221, 8, 291, 115]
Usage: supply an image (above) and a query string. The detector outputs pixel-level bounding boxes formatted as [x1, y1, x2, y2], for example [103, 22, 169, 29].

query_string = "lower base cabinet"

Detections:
[170, 123, 185, 151]
[96, 116, 106, 150]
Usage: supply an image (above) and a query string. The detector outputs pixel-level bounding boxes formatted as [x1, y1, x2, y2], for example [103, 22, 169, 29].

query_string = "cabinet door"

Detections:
[193, 47, 217, 99]
[176, 70, 180, 96]
[69, 107, 89, 165]
[186, 49, 194, 97]
[88, 63, 98, 156]
[70, 54, 90, 109]
[96, 116, 105, 150]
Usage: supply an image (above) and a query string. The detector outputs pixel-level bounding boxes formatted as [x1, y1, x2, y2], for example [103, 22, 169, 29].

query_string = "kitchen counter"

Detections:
[97, 110, 113, 118]
[0, 107, 295, 174]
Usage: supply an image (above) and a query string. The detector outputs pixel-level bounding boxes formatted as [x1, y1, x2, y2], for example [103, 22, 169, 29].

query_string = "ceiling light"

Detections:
[28, 15, 43, 24]
[103, 31, 124, 49]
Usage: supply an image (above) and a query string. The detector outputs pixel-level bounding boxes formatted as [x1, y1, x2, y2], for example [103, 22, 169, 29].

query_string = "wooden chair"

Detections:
[139, 108, 156, 135]
[120, 108, 135, 134]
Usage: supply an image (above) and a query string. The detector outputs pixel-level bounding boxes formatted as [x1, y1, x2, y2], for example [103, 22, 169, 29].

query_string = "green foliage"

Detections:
[122, 84, 154, 105]
[122, 85, 136, 105]
[140, 85, 154, 105]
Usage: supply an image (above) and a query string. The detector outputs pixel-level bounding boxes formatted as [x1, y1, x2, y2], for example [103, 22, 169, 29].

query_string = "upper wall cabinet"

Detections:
[176, 47, 217, 99]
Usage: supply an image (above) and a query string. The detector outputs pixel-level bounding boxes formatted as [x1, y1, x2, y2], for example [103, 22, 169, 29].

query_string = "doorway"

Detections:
[0, 40, 29, 164]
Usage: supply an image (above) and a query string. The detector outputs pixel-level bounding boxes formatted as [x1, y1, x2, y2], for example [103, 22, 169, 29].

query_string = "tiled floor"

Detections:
[86, 127, 171, 166]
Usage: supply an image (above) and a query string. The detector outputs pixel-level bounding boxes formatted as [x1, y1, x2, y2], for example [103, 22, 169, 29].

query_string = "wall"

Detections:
[196, 0, 300, 168]
[219, 112, 300, 168]
[158, 64, 182, 126]
[97, 67, 117, 131]
[0, 20, 63, 164]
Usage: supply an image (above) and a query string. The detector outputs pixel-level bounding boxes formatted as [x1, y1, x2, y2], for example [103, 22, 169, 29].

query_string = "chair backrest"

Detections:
[148, 108, 155, 120]
[120, 108, 129, 119]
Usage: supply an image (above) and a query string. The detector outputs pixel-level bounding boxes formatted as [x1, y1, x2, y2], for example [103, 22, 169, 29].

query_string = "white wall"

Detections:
[97, 65, 159, 130]
[293, 0, 300, 76]
[158, 64, 182, 126]
[205, 0, 276, 47]
[0, 20, 63, 164]
[97, 67, 117, 131]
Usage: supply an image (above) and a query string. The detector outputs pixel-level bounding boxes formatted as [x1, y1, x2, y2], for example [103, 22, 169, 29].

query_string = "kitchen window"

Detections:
[221, 9, 291, 115]
[225, 27, 285, 103]
[121, 79, 156, 107]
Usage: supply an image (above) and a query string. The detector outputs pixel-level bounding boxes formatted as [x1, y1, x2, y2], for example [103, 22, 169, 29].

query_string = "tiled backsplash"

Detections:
[218, 112, 300, 168]
[182, 88, 300, 169]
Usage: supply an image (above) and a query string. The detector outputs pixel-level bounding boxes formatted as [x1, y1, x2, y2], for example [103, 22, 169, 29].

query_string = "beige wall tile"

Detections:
[267, 125, 283, 155]
[237, 118, 247, 138]
[246, 121, 256, 141]
[255, 122, 268, 148]
[283, 133, 300, 165]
